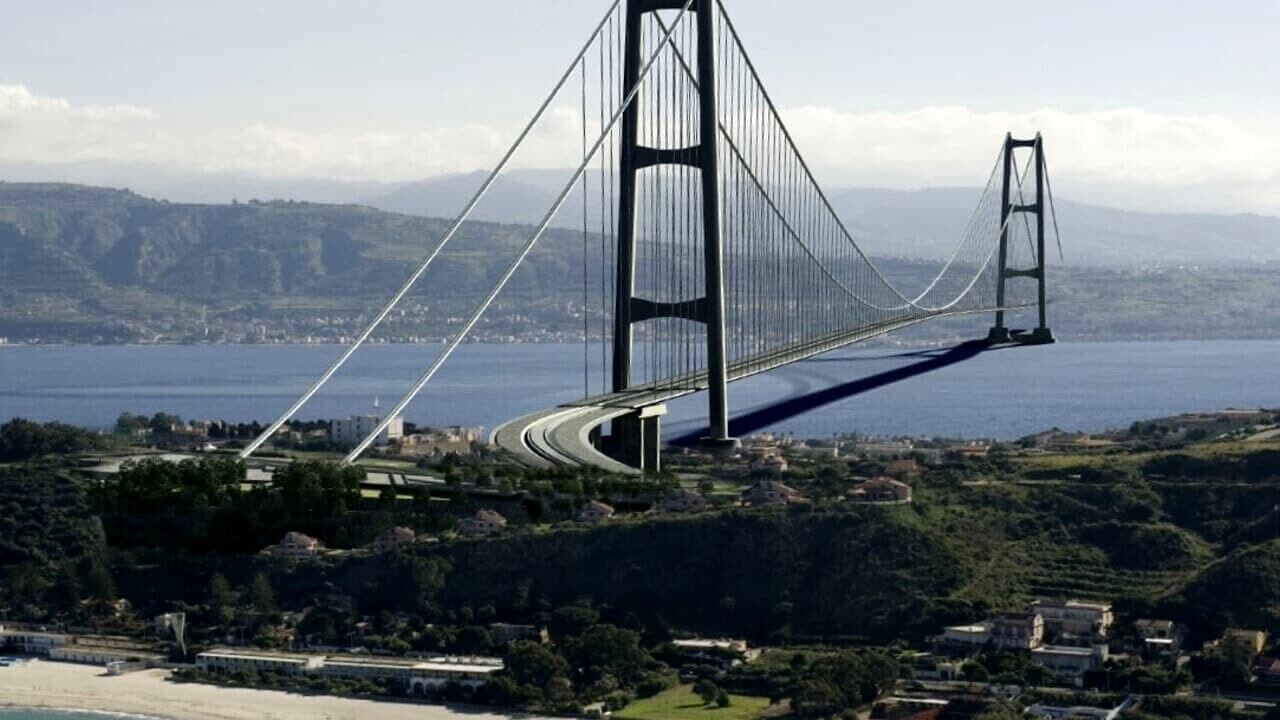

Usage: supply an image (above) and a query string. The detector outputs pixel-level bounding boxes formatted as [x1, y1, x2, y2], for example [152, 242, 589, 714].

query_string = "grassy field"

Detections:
[615, 686, 772, 720]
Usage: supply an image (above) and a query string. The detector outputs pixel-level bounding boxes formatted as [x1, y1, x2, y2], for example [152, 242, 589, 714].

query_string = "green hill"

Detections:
[3, 181, 1280, 343]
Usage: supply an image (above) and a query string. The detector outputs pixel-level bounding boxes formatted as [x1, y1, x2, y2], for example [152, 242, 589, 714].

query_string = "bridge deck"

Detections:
[490, 308, 1020, 473]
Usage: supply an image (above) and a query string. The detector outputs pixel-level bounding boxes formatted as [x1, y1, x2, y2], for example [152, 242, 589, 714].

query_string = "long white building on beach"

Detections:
[196, 649, 502, 692]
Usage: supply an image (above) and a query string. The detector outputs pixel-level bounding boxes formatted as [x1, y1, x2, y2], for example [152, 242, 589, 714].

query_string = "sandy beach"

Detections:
[0, 660, 554, 720]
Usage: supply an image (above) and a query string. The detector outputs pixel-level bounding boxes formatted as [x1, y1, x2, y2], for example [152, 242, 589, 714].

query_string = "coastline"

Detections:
[0, 661, 553, 720]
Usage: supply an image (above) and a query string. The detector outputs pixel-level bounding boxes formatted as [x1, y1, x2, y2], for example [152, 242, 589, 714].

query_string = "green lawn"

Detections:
[615, 685, 772, 720]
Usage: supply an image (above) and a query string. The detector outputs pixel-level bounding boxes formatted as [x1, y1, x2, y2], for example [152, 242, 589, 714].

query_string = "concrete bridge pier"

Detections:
[603, 404, 666, 473]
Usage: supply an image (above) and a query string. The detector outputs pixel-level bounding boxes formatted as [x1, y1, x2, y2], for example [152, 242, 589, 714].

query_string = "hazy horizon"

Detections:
[2, 0, 1278, 215]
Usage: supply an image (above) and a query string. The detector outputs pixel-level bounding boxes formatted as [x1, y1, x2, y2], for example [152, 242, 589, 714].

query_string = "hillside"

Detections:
[2, 181, 1280, 344]
[5, 161, 1280, 267]
[0, 182, 585, 342]
[367, 172, 1280, 267]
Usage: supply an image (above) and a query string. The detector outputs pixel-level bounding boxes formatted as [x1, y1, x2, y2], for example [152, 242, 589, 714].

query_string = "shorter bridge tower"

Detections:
[988, 133, 1055, 345]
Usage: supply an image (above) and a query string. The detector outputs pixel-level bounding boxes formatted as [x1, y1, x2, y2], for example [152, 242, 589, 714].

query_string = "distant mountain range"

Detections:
[3, 161, 1278, 267]
[2, 180, 1279, 344]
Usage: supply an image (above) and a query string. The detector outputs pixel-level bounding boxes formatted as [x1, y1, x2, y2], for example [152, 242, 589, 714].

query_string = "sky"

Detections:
[1, 0, 1279, 214]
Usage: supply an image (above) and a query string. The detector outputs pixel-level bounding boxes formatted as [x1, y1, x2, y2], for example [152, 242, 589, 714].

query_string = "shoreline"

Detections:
[0, 661, 553, 720]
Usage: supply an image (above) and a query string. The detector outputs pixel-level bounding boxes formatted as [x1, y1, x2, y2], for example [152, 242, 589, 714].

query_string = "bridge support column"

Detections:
[611, 0, 738, 464]
[987, 133, 1015, 345]
[988, 133, 1055, 346]
[611, 405, 666, 473]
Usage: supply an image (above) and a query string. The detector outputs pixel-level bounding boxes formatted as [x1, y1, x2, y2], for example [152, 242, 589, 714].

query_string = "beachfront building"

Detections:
[0, 627, 69, 655]
[49, 645, 164, 668]
[197, 649, 324, 675]
[196, 649, 501, 691]
[1025, 699, 1132, 719]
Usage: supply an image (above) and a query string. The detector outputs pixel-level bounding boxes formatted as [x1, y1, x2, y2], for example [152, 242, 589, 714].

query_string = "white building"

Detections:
[1030, 599, 1114, 639]
[1026, 700, 1131, 720]
[49, 645, 164, 667]
[0, 627, 69, 655]
[372, 526, 416, 552]
[670, 638, 760, 667]
[196, 649, 324, 675]
[330, 414, 404, 449]
[273, 531, 321, 560]
[196, 649, 500, 692]
[1031, 644, 1108, 687]
[660, 488, 708, 513]
[578, 500, 615, 523]
[457, 509, 507, 536]
[939, 622, 990, 647]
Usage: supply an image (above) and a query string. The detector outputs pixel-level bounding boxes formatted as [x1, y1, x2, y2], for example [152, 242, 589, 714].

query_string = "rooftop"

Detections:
[1032, 644, 1097, 657]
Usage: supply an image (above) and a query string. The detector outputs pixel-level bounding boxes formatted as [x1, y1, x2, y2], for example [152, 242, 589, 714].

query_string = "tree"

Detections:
[378, 486, 398, 508]
[715, 689, 731, 708]
[209, 573, 235, 626]
[251, 572, 275, 615]
[791, 678, 843, 718]
[86, 559, 116, 603]
[551, 602, 600, 636]
[962, 659, 990, 682]
[693, 678, 719, 705]
[505, 640, 570, 696]
[0, 418, 104, 461]
[272, 460, 364, 520]
[564, 625, 651, 686]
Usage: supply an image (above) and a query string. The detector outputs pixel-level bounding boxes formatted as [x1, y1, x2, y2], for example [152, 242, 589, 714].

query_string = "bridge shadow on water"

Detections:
[668, 340, 1009, 447]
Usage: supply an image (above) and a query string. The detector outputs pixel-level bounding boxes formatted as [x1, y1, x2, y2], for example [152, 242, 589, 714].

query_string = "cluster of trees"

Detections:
[270, 459, 364, 520]
[427, 509, 961, 643]
[786, 651, 899, 718]
[114, 412, 279, 440]
[0, 463, 112, 622]
[484, 614, 675, 713]
[0, 418, 106, 461]
[89, 457, 391, 552]
[94, 455, 246, 515]
[115, 412, 186, 435]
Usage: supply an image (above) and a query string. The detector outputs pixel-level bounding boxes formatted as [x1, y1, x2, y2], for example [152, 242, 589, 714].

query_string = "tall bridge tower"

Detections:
[610, 0, 738, 463]
[989, 133, 1056, 345]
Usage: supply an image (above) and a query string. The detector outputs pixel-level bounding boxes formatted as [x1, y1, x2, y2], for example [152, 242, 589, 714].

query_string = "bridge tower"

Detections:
[609, 0, 738, 467]
[988, 133, 1055, 345]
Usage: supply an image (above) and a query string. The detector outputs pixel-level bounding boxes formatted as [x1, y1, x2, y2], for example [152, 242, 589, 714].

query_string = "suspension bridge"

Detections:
[239, 0, 1061, 474]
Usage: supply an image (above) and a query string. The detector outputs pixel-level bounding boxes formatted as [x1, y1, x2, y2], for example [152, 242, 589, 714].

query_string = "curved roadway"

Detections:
[489, 313, 1003, 473]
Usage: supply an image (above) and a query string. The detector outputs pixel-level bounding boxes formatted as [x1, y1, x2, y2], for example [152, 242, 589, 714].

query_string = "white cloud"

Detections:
[779, 106, 1280, 213]
[2, 83, 1279, 213]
